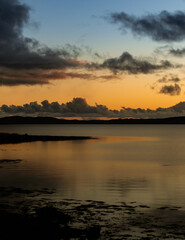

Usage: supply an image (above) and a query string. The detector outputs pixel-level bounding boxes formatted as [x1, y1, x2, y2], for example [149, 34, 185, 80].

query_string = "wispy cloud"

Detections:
[157, 75, 181, 83]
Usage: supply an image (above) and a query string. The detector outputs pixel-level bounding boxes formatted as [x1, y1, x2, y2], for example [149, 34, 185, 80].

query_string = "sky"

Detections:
[1, 0, 185, 118]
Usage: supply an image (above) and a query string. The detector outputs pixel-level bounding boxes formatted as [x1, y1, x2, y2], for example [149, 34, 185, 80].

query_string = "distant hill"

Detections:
[1, 116, 185, 124]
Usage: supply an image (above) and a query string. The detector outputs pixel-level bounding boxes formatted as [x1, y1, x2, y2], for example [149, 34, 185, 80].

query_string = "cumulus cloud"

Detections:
[159, 83, 181, 96]
[109, 11, 185, 42]
[2, 97, 185, 119]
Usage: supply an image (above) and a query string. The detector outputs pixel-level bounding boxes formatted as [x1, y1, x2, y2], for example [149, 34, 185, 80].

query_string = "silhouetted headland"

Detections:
[1, 116, 185, 124]
[0, 133, 93, 144]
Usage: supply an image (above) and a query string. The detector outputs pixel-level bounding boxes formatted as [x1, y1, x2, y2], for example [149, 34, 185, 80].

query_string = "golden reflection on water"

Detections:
[101, 136, 158, 143]
[1, 135, 185, 207]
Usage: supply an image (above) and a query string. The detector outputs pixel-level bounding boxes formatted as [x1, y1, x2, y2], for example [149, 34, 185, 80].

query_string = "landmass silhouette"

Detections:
[0, 133, 93, 144]
[0, 116, 185, 124]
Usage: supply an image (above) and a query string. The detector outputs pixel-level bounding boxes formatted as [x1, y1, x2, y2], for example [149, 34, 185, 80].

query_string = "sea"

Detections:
[1, 124, 185, 208]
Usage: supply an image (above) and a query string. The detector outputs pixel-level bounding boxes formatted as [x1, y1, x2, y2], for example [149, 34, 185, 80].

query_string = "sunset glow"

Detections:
[1, 0, 185, 117]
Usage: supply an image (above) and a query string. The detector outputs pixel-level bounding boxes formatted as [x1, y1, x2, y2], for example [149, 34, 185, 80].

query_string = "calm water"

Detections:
[1, 124, 185, 207]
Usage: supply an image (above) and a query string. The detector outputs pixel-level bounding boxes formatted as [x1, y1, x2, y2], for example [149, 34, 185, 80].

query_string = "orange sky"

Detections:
[1, 0, 185, 114]
[0, 69, 184, 110]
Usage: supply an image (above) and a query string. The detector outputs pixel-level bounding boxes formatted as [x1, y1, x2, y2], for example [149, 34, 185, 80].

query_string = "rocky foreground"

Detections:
[0, 184, 185, 240]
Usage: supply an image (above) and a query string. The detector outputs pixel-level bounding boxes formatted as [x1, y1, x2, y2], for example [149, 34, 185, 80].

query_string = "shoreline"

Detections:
[0, 133, 94, 144]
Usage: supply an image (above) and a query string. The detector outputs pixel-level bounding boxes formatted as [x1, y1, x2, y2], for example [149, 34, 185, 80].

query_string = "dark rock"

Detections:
[139, 205, 150, 208]
[85, 225, 101, 240]
[36, 206, 71, 225]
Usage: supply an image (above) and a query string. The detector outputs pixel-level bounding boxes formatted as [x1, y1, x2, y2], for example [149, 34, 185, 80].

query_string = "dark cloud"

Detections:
[159, 83, 181, 96]
[2, 97, 185, 119]
[0, 0, 126, 86]
[169, 48, 185, 57]
[151, 75, 182, 95]
[90, 52, 175, 74]
[1, 98, 98, 115]
[110, 11, 185, 42]
[0, 0, 85, 86]
[0, 1, 180, 87]
[0, 0, 81, 70]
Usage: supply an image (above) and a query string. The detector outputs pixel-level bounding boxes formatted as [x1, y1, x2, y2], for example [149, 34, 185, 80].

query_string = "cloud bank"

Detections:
[110, 11, 185, 42]
[1, 97, 185, 119]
